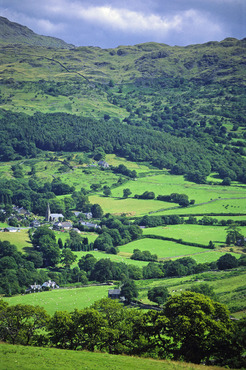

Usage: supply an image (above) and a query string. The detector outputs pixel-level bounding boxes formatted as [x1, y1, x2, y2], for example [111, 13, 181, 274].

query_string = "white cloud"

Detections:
[36, 19, 65, 34]
[44, 1, 224, 40]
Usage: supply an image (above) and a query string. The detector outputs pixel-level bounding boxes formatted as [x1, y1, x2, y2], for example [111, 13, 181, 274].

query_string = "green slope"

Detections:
[0, 16, 74, 48]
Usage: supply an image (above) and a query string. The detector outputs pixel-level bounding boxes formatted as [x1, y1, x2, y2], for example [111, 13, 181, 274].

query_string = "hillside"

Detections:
[0, 16, 74, 48]
[0, 19, 245, 183]
[0, 18, 245, 369]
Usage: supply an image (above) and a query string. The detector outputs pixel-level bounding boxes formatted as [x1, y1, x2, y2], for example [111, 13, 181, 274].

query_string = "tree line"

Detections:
[0, 294, 245, 368]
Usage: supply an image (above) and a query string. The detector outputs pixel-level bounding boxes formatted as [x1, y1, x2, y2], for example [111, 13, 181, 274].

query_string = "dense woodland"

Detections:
[0, 108, 245, 184]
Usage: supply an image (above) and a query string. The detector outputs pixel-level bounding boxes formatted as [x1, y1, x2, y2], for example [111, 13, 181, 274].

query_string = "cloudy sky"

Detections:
[0, 0, 245, 48]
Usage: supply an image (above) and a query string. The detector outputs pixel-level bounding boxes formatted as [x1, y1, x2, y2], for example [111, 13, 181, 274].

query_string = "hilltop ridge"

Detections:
[0, 16, 74, 49]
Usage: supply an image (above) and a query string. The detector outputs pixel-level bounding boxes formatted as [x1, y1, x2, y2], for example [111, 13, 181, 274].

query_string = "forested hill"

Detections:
[0, 18, 245, 183]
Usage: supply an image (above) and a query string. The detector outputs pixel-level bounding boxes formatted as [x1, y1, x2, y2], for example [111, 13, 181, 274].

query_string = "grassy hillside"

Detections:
[0, 342, 226, 370]
[0, 17, 73, 48]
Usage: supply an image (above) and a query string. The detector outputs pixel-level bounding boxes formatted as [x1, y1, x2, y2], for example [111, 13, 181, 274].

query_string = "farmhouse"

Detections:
[30, 219, 41, 228]
[108, 289, 121, 299]
[79, 220, 101, 229]
[42, 280, 59, 290]
[98, 160, 110, 168]
[3, 227, 19, 232]
[25, 283, 42, 293]
[53, 221, 73, 230]
[26, 280, 59, 293]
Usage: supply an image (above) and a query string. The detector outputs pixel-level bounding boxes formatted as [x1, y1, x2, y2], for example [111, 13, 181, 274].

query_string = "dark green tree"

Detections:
[147, 286, 170, 306]
[121, 279, 138, 303]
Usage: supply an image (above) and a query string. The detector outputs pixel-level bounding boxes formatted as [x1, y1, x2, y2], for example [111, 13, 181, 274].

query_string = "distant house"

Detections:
[72, 211, 82, 217]
[72, 228, 81, 233]
[83, 212, 93, 220]
[30, 220, 41, 228]
[42, 280, 59, 290]
[13, 206, 30, 216]
[98, 160, 110, 168]
[79, 221, 101, 229]
[25, 283, 42, 293]
[3, 227, 19, 232]
[53, 221, 73, 230]
[108, 289, 121, 299]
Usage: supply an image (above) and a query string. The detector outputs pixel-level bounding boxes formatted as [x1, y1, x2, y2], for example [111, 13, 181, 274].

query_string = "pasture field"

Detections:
[0, 229, 31, 252]
[60, 167, 120, 191]
[89, 195, 167, 216]
[136, 267, 246, 315]
[0, 343, 222, 370]
[153, 198, 246, 216]
[110, 172, 246, 203]
[118, 238, 239, 263]
[73, 250, 149, 268]
[143, 224, 246, 247]
[89, 171, 246, 216]
[2, 285, 110, 315]
[120, 238, 209, 258]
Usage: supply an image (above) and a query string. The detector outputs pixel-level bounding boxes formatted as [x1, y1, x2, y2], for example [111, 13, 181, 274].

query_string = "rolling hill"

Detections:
[0, 16, 74, 48]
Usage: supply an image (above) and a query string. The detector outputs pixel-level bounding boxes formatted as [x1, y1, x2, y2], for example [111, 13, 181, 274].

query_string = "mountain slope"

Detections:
[0, 18, 245, 184]
[0, 16, 74, 49]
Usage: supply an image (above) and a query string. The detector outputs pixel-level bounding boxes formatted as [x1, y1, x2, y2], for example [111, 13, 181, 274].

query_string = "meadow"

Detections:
[136, 267, 246, 316]
[72, 250, 149, 268]
[0, 343, 223, 370]
[0, 229, 31, 252]
[142, 224, 246, 247]
[88, 166, 246, 216]
[2, 285, 110, 315]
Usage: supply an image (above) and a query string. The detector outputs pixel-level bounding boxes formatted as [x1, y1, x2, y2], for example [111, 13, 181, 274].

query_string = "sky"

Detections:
[0, 0, 245, 48]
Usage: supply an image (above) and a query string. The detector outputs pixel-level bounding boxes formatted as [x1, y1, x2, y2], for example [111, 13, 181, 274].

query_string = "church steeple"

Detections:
[46, 203, 51, 222]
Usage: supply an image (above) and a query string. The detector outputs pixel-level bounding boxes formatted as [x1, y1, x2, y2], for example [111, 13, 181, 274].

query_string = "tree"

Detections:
[91, 204, 103, 218]
[225, 224, 244, 246]
[163, 292, 234, 364]
[121, 279, 138, 303]
[148, 286, 170, 306]
[32, 226, 56, 248]
[60, 248, 77, 269]
[123, 188, 132, 198]
[103, 187, 111, 197]
[0, 303, 49, 345]
[217, 253, 238, 270]
[222, 177, 231, 186]
[187, 283, 216, 300]
[78, 254, 97, 274]
[90, 259, 114, 282]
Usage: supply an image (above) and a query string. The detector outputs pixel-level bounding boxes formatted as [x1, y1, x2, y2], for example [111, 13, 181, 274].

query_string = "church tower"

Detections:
[46, 203, 51, 222]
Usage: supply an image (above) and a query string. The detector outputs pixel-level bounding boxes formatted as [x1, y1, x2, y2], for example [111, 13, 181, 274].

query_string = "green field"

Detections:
[88, 170, 246, 216]
[73, 250, 149, 268]
[2, 285, 110, 315]
[118, 237, 239, 263]
[136, 267, 246, 315]
[120, 238, 209, 258]
[0, 229, 31, 252]
[143, 224, 246, 247]
[0, 343, 222, 370]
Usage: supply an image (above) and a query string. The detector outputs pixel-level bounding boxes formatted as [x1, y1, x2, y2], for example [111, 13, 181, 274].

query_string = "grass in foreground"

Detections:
[0, 342, 226, 370]
[2, 285, 110, 315]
